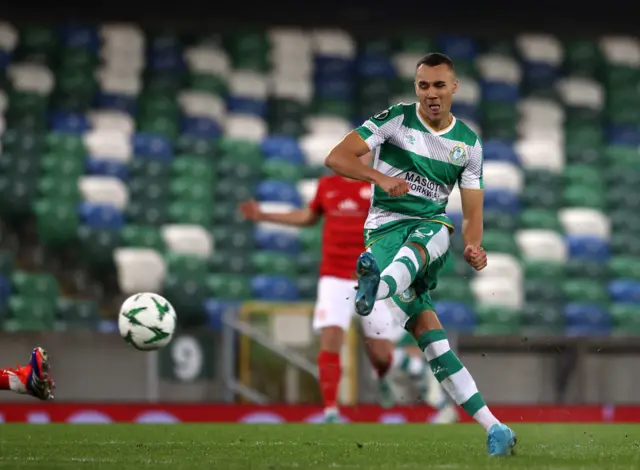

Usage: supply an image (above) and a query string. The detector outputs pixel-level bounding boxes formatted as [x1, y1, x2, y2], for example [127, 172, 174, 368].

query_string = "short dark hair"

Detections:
[416, 53, 455, 72]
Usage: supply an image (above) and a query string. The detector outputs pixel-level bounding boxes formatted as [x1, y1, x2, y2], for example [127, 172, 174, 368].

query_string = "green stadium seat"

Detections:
[484, 210, 518, 232]
[268, 99, 307, 136]
[1, 129, 45, 156]
[475, 305, 521, 335]
[0, 176, 38, 217]
[56, 298, 100, 329]
[251, 251, 297, 276]
[165, 253, 209, 277]
[563, 39, 602, 77]
[609, 210, 640, 235]
[297, 251, 321, 275]
[433, 277, 474, 302]
[300, 226, 323, 252]
[39, 175, 81, 202]
[312, 99, 352, 119]
[33, 199, 79, 246]
[17, 24, 58, 59]
[129, 159, 171, 178]
[11, 271, 59, 299]
[218, 137, 263, 165]
[0, 250, 14, 275]
[611, 233, 640, 257]
[611, 304, 640, 335]
[398, 35, 434, 53]
[5, 297, 56, 331]
[205, 274, 252, 300]
[218, 157, 262, 181]
[605, 145, 639, 168]
[262, 159, 303, 182]
[209, 251, 252, 275]
[228, 31, 270, 71]
[0, 152, 39, 176]
[121, 225, 165, 251]
[564, 164, 604, 188]
[170, 177, 213, 203]
[609, 257, 640, 280]
[169, 200, 212, 226]
[175, 134, 218, 157]
[482, 230, 519, 256]
[41, 153, 85, 177]
[172, 156, 214, 181]
[214, 178, 254, 202]
[187, 72, 227, 95]
[525, 280, 565, 303]
[565, 125, 605, 166]
[128, 177, 168, 202]
[563, 279, 608, 303]
[162, 273, 207, 327]
[45, 132, 85, 158]
[607, 185, 640, 211]
[521, 302, 564, 334]
[137, 115, 180, 141]
[519, 209, 563, 231]
[563, 184, 606, 210]
[126, 200, 170, 226]
[523, 259, 565, 280]
[211, 225, 254, 251]
[211, 202, 247, 227]
[565, 259, 609, 281]
[77, 227, 121, 269]
[296, 275, 319, 301]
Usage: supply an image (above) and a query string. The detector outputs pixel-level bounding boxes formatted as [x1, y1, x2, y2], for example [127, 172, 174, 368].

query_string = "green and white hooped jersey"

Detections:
[354, 102, 484, 232]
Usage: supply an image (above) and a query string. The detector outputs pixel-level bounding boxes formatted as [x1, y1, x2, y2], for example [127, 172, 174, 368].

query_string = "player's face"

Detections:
[414, 64, 458, 127]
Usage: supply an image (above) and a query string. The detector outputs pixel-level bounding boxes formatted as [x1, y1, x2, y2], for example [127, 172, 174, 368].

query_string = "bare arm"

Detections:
[325, 132, 410, 197]
[459, 188, 484, 247]
[325, 132, 385, 184]
[239, 200, 320, 227]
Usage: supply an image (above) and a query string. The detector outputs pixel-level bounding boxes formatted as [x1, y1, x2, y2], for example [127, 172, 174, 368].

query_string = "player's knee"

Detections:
[365, 338, 393, 364]
[407, 309, 443, 339]
[319, 326, 344, 353]
[406, 241, 428, 266]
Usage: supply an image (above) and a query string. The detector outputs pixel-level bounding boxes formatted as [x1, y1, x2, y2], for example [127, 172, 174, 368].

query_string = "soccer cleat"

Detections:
[487, 423, 517, 456]
[322, 408, 342, 423]
[8, 347, 55, 400]
[355, 252, 380, 317]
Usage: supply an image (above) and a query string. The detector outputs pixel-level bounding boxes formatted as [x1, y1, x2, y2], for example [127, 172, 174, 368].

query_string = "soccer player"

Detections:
[0, 347, 54, 400]
[324, 53, 517, 455]
[240, 161, 427, 422]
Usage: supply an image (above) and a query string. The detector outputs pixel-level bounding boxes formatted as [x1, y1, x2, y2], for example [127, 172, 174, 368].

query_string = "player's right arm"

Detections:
[325, 107, 410, 197]
[239, 200, 320, 227]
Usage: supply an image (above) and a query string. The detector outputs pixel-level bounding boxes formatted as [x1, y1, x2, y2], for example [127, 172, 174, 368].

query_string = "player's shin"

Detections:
[376, 245, 424, 300]
[417, 329, 500, 431]
[317, 350, 341, 414]
[0, 369, 22, 392]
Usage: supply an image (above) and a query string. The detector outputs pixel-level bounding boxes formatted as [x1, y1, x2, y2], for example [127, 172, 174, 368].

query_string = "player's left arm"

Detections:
[458, 139, 486, 270]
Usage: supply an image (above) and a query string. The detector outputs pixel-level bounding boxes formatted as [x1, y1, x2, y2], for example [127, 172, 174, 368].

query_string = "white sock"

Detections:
[376, 246, 422, 300]
[420, 329, 500, 432]
[408, 356, 425, 376]
[6, 371, 26, 393]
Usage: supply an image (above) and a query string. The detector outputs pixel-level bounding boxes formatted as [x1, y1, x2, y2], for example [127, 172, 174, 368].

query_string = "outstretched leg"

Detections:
[0, 347, 54, 401]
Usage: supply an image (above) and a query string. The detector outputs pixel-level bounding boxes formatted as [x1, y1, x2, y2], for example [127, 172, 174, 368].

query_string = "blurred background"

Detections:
[0, 0, 639, 423]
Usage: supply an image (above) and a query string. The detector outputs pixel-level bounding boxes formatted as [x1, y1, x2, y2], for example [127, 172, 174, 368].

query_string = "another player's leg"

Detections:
[317, 326, 344, 422]
[363, 337, 395, 408]
[407, 310, 515, 454]
[313, 277, 355, 423]
[0, 347, 54, 400]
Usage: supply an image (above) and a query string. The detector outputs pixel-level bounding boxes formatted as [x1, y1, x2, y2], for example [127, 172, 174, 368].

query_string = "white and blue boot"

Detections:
[487, 423, 517, 456]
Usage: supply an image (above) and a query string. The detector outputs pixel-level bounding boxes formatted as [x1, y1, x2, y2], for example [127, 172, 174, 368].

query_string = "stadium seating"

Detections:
[0, 22, 639, 335]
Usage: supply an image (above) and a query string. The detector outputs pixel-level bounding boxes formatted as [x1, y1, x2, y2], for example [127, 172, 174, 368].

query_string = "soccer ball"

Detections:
[118, 292, 177, 351]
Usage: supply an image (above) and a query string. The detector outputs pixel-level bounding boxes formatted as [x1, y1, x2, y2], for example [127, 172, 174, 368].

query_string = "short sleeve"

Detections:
[308, 178, 325, 214]
[353, 104, 405, 151]
[458, 138, 484, 189]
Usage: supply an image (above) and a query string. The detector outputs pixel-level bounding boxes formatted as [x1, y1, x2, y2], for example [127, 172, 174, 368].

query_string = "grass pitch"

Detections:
[0, 423, 639, 469]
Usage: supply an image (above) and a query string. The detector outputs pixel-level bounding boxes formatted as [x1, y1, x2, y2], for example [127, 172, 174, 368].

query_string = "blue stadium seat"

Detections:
[254, 228, 300, 253]
[0, 50, 10, 70]
[567, 235, 610, 261]
[251, 275, 299, 301]
[564, 302, 611, 336]
[607, 126, 640, 146]
[483, 188, 520, 213]
[609, 280, 640, 303]
[480, 81, 519, 103]
[50, 111, 90, 134]
[433, 301, 476, 333]
[226, 97, 268, 117]
[314, 57, 354, 80]
[132, 134, 173, 161]
[483, 140, 520, 164]
[147, 52, 185, 72]
[436, 35, 478, 61]
[79, 203, 125, 229]
[447, 212, 463, 232]
[256, 180, 302, 206]
[0, 274, 12, 306]
[522, 62, 560, 87]
[96, 92, 137, 114]
[357, 54, 396, 78]
[86, 159, 128, 180]
[59, 25, 100, 51]
[181, 117, 223, 139]
[261, 136, 305, 164]
[203, 298, 241, 331]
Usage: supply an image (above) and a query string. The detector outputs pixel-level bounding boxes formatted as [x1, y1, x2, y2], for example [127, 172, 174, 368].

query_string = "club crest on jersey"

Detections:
[359, 186, 371, 199]
[449, 144, 466, 165]
[398, 287, 417, 303]
[372, 109, 391, 121]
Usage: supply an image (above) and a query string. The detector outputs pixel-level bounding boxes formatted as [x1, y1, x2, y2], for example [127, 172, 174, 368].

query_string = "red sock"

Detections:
[317, 350, 341, 409]
[373, 353, 393, 379]
[0, 370, 11, 390]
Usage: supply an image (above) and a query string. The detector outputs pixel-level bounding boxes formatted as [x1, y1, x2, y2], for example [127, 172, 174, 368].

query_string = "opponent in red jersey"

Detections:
[240, 158, 406, 422]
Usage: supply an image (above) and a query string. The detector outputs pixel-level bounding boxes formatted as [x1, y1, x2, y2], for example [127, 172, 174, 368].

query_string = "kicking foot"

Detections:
[322, 407, 342, 423]
[355, 252, 380, 317]
[8, 347, 55, 401]
[429, 403, 459, 424]
[487, 423, 516, 456]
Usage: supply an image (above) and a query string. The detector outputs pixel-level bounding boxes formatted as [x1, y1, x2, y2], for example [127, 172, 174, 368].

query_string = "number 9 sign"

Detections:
[159, 332, 215, 382]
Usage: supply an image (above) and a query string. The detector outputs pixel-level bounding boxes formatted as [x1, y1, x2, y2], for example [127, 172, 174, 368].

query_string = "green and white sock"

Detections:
[418, 329, 500, 432]
[376, 245, 424, 300]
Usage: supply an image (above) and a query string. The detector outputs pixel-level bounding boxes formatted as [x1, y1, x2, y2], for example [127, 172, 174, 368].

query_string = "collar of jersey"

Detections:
[414, 102, 457, 136]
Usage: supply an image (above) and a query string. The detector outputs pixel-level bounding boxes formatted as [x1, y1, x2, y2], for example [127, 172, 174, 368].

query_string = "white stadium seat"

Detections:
[0, 22, 18, 51]
[96, 68, 142, 96]
[304, 116, 351, 136]
[516, 33, 564, 65]
[600, 36, 640, 66]
[8, 63, 55, 94]
[224, 114, 267, 142]
[476, 54, 522, 85]
[515, 139, 565, 173]
[299, 133, 339, 166]
[269, 75, 313, 102]
[229, 71, 269, 100]
[88, 111, 135, 135]
[556, 77, 604, 110]
[312, 29, 356, 58]
[78, 176, 129, 210]
[83, 129, 133, 162]
[483, 161, 524, 193]
[471, 277, 524, 309]
[297, 179, 319, 205]
[161, 225, 214, 258]
[559, 208, 611, 240]
[178, 91, 226, 121]
[455, 77, 481, 105]
[477, 253, 524, 282]
[184, 46, 231, 77]
[257, 202, 300, 235]
[114, 248, 167, 294]
[516, 229, 568, 262]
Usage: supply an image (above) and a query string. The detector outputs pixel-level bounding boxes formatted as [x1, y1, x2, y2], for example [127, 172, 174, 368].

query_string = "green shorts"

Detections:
[365, 219, 451, 327]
